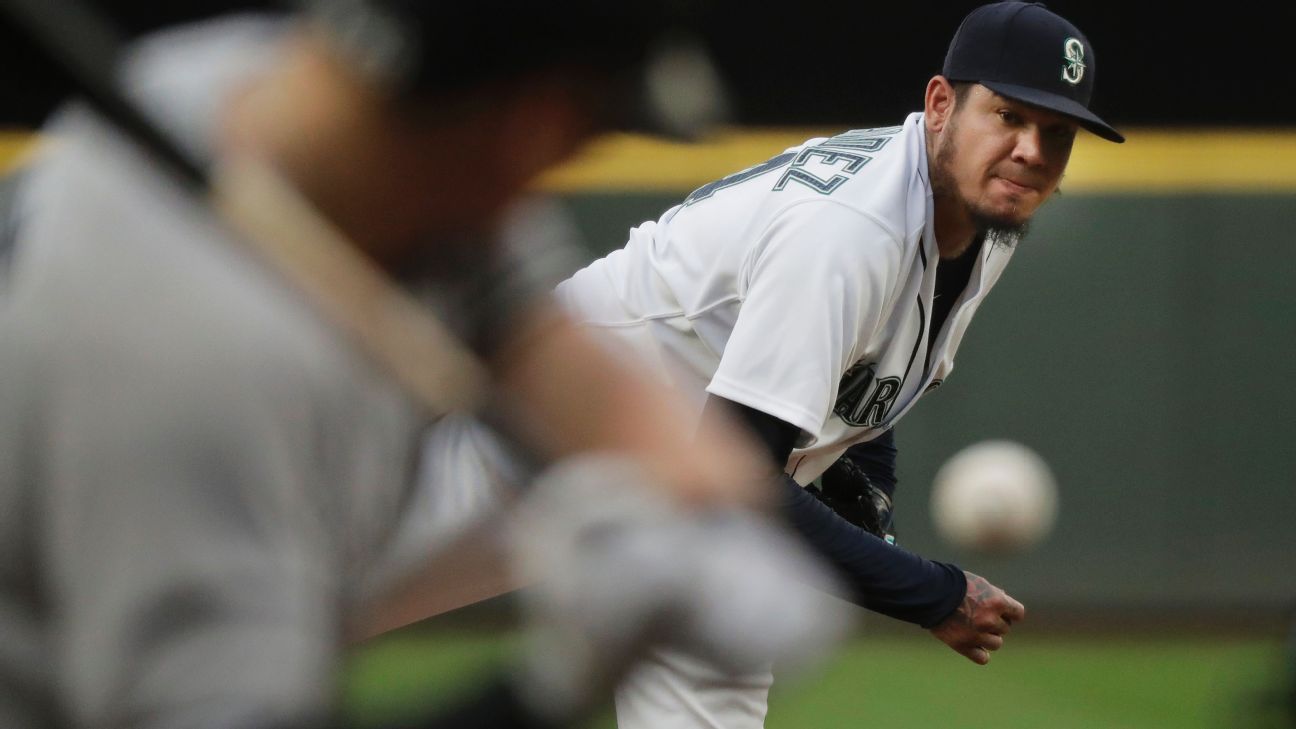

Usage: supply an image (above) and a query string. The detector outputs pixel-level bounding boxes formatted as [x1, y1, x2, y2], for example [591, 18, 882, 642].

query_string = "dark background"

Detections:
[1, 1, 1288, 129]
[703, 2, 1284, 128]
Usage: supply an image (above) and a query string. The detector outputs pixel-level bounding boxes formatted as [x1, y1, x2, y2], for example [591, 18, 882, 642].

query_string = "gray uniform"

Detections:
[0, 17, 433, 728]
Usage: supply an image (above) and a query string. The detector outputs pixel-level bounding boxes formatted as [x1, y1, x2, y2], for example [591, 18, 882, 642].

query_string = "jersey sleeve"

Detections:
[706, 201, 904, 444]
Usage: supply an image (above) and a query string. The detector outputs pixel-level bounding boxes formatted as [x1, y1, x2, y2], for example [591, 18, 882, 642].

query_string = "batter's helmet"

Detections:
[307, 0, 731, 139]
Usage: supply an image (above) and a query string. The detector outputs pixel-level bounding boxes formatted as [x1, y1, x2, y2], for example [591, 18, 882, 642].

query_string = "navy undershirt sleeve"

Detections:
[702, 395, 800, 465]
[775, 473, 966, 627]
[705, 396, 965, 628]
[829, 429, 898, 499]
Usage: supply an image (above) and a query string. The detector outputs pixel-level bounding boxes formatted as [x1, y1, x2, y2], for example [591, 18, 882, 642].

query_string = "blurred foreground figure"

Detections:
[0, 2, 848, 727]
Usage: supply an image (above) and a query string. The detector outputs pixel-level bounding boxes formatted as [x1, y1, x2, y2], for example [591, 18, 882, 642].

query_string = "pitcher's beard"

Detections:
[971, 210, 1029, 250]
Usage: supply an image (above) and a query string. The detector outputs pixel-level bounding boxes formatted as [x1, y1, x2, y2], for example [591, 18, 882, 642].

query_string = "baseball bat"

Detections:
[0, 0, 490, 419]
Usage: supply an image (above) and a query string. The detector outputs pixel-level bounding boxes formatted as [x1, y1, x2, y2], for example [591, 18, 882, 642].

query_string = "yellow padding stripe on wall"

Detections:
[7, 128, 1296, 193]
[0, 131, 41, 176]
[539, 128, 1296, 194]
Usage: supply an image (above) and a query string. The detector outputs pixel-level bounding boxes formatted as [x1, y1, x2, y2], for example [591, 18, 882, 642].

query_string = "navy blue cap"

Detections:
[943, 2, 1123, 143]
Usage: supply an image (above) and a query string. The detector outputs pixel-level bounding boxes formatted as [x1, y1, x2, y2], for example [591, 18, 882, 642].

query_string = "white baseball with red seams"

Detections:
[931, 439, 1059, 554]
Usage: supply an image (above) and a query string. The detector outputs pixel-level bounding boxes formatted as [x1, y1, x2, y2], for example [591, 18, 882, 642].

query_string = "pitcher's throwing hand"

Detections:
[929, 571, 1026, 665]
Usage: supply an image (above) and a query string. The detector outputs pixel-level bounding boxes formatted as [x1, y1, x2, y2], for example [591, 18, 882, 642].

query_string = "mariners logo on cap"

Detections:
[1062, 37, 1085, 85]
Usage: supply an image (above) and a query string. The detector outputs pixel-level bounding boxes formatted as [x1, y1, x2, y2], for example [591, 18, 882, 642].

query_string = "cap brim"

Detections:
[981, 80, 1125, 144]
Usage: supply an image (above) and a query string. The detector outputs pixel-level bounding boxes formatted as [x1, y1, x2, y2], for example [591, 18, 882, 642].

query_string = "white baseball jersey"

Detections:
[559, 113, 1015, 485]
[556, 113, 1017, 729]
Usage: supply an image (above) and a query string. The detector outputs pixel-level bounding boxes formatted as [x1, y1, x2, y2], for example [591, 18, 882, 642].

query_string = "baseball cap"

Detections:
[942, 1, 1124, 143]
[307, 0, 729, 140]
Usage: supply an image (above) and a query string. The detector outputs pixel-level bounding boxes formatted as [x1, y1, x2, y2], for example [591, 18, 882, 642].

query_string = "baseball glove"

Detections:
[807, 455, 896, 543]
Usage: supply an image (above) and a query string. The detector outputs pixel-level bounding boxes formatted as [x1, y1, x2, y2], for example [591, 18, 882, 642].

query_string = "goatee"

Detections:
[972, 213, 1029, 250]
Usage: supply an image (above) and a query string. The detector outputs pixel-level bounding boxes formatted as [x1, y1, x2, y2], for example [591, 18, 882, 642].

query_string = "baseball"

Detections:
[930, 440, 1058, 554]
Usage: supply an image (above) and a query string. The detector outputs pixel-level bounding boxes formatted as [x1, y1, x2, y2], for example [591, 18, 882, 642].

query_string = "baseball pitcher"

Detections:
[544, 2, 1124, 727]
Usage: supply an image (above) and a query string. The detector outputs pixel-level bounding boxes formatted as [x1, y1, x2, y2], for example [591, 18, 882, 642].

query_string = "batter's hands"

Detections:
[510, 456, 853, 724]
[928, 571, 1025, 665]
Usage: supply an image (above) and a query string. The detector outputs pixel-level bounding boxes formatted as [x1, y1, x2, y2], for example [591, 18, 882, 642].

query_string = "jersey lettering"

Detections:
[834, 362, 902, 427]
[773, 148, 871, 195]
[835, 363, 876, 416]
[858, 377, 902, 425]
[683, 152, 797, 206]
[818, 127, 900, 153]
[684, 127, 901, 206]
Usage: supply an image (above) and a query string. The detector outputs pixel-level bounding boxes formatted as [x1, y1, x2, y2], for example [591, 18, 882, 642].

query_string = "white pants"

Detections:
[616, 647, 774, 729]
